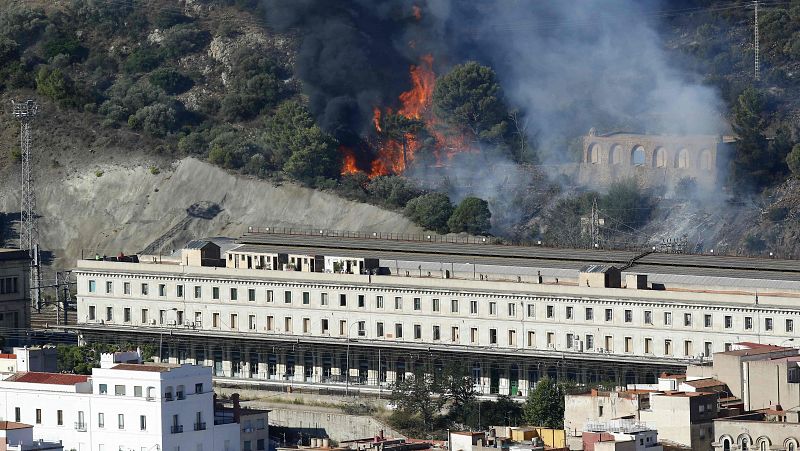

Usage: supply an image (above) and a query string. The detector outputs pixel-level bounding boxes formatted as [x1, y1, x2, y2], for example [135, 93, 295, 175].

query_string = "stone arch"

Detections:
[699, 148, 713, 170]
[676, 148, 690, 169]
[610, 144, 623, 165]
[588, 143, 602, 164]
[738, 433, 753, 451]
[720, 435, 734, 451]
[631, 145, 646, 166]
[653, 147, 667, 168]
[785, 437, 798, 451]
[756, 437, 771, 451]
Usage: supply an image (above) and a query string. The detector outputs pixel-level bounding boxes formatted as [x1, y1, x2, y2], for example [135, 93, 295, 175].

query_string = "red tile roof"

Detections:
[683, 378, 726, 389]
[0, 421, 31, 430]
[0, 354, 17, 359]
[8, 372, 89, 385]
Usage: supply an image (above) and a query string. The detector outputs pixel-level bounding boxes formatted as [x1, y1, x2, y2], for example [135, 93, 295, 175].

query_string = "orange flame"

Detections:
[340, 146, 360, 176]
[372, 107, 382, 133]
[412, 5, 422, 21]
[398, 54, 434, 119]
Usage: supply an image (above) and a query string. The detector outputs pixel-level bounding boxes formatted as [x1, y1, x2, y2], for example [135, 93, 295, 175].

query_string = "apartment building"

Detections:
[0, 249, 30, 330]
[0, 353, 240, 451]
[71, 231, 800, 396]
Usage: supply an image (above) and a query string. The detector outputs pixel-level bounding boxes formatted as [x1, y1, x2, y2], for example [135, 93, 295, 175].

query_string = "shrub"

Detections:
[41, 33, 87, 62]
[149, 67, 193, 94]
[95, 170, 104, 177]
[153, 9, 192, 29]
[161, 24, 210, 57]
[448, 197, 492, 235]
[35, 66, 82, 107]
[128, 102, 181, 137]
[149, 166, 160, 175]
[177, 131, 209, 155]
[766, 206, 789, 222]
[404, 193, 453, 234]
[788, 144, 800, 177]
[123, 46, 165, 73]
[366, 176, 422, 208]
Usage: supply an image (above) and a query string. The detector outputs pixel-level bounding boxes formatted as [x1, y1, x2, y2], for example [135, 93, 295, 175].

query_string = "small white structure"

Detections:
[0, 421, 63, 451]
[0, 352, 240, 451]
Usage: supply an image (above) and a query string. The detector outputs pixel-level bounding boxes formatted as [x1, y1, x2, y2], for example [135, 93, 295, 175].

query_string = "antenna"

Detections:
[11, 99, 42, 311]
[753, 0, 760, 81]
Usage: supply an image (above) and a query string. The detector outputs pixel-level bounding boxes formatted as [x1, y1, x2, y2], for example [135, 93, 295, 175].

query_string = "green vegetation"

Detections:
[448, 197, 492, 235]
[787, 144, 800, 178]
[404, 193, 454, 234]
[56, 343, 155, 375]
[522, 376, 565, 428]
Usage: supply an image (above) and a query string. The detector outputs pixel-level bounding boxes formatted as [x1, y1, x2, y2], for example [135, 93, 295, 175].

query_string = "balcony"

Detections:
[194, 422, 207, 431]
[74, 422, 87, 432]
[170, 425, 183, 434]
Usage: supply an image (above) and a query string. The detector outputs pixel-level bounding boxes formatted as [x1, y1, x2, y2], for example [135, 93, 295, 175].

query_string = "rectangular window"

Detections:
[725, 315, 733, 329]
[470, 300, 478, 314]
[509, 303, 517, 317]
[546, 305, 554, 318]
[395, 323, 403, 339]
[124, 282, 131, 295]
[106, 307, 113, 322]
[585, 334, 594, 350]
[527, 331, 536, 348]
[684, 313, 692, 327]
[704, 341, 713, 357]
[548, 332, 555, 347]
[57, 409, 63, 425]
[212, 313, 220, 328]
[35, 409, 41, 424]
[248, 289, 256, 302]
[604, 336, 613, 352]
[118, 414, 124, 430]
[451, 299, 459, 313]
[766, 318, 774, 331]
[567, 333, 574, 348]
[303, 318, 310, 333]
[98, 412, 105, 428]
[414, 324, 422, 339]
[339, 294, 346, 307]
[565, 306, 573, 320]
[605, 308, 613, 322]
[159, 310, 166, 325]
[249, 315, 256, 330]
[321, 319, 329, 334]
[395, 297, 402, 310]
[358, 294, 365, 308]
[141, 283, 149, 295]
[124, 308, 131, 323]
[115, 384, 125, 396]
[413, 298, 421, 311]
[212, 287, 219, 300]
[432, 325, 441, 341]
[89, 305, 96, 321]
[624, 337, 633, 353]
[624, 309, 633, 323]
[174, 284, 183, 298]
[704, 314, 712, 327]
[644, 338, 653, 354]
[230, 288, 238, 301]
[376, 322, 384, 337]
[583, 307, 593, 321]
[664, 312, 672, 325]
[176, 311, 183, 325]
[194, 286, 201, 298]
[141, 309, 149, 324]
[134, 386, 142, 397]
[284, 317, 292, 332]
[508, 329, 516, 346]
[451, 326, 460, 342]
[194, 311, 201, 326]
[285, 291, 292, 304]
[301, 291, 310, 305]
[745, 316, 753, 330]
[376, 296, 384, 309]
[787, 319, 794, 332]
[319, 292, 327, 305]
[489, 302, 497, 316]
[644, 310, 652, 325]
[267, 290, 274, 303]
[14, 407, 20, 422]
[665, 339, 673, 355]
[159, 284, 166, 297]
[432, 298, 440, 312]
[489, 328, 497, 344]
[89, 280, 96, 293]
[99, 383, 108, 394]
[230, 314, 238, 330]
[140, 415, 146, 431]
[105, 281, 113, 294]
[470, 328, 478, 344]
[266, 316, 274, 331]
[684, 340, 693, 356]
[527, 304, 536, 318]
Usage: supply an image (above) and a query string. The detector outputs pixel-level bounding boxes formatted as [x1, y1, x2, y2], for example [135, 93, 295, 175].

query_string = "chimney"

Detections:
[232, 393, 241, 423]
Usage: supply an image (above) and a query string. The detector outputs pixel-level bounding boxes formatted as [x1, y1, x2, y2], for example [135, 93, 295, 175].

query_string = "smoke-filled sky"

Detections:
[264, 0, 723, 156]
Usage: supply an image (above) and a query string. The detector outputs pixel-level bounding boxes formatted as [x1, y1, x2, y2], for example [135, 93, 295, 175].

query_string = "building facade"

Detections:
[71, 233, 800, 396]
[0, 356, 240, 451]
[0, 249, 30, 330]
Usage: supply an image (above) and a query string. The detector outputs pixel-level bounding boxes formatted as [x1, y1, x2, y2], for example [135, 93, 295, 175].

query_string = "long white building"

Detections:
[70, 231, 800, 397]
[0, 352, 240, 451]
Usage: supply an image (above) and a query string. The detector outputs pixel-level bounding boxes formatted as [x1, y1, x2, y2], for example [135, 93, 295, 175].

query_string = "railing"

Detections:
[170, 425, 183, 434]
[246, 226, 498, 245]
[74, 422, 87, 432]
[194, 422, 206, 431]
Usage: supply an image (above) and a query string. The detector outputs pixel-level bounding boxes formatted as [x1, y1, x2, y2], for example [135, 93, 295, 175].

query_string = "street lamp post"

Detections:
[345, 320, 365, 396]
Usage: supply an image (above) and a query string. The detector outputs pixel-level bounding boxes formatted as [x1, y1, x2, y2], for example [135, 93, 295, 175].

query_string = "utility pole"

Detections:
[753, 0, 760, 81]
[11, 100, 41, 311]
[590, 198, 600, 249]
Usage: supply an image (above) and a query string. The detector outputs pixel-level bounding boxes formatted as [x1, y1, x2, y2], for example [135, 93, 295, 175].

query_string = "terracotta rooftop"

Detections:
[683, 378, 726, 389]
[658, 391, 710, 397]
[112, 363, 178, 372]
[0, 354, 17, 359]
[0, 421, 32, 430]
[720, 343, 794, 357]
[7, 372, 89, 385]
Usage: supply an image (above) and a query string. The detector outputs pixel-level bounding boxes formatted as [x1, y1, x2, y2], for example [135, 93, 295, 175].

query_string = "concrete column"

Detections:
[313, 349, 323, 384]
[222, 345, 233, 378]
[257, 353, 268, 380]
[499, 364, 510, 396]
[276, 351, 287, 381]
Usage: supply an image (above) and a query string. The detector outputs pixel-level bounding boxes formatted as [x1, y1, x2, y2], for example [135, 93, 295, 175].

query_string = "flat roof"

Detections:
[236, 233, 800, 283]
[0, 249, 30, 262]
[112, 363, 179, 372]
[7, 372, 89, 385]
